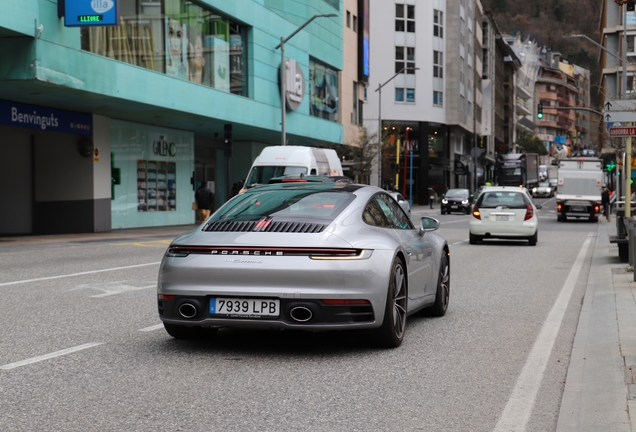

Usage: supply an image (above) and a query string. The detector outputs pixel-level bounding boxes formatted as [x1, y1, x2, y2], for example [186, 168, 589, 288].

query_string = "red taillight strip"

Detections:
[158, 294, 175, 300]
[322, 299, 371, 305]
[167, 245, 363, 257]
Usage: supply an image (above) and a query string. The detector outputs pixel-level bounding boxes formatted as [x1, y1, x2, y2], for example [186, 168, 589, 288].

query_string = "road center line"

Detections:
[494, 235, 592, 431]
[0, 262, 161, 288]
[0, 342, 104, 370]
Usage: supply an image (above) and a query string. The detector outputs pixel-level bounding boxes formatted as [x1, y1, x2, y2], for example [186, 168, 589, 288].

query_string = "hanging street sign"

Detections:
[609, 126, 636, 137]
[604, 99, 636, 112]
[603, 111, 636, 123]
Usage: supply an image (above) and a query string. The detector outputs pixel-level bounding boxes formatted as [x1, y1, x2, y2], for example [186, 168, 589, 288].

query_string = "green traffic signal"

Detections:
[607, 160, 616, 172]
[537, 103, 544, 119]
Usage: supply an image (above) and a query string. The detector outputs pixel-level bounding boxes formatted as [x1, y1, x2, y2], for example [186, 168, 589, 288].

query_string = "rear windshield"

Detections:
[477, 191, 529, 209]
[245, 166, 308, 189]
[209, 187, 355, 223]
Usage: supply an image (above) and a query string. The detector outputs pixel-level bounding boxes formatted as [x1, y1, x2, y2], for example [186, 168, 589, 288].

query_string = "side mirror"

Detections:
[419, 216, 440, 234]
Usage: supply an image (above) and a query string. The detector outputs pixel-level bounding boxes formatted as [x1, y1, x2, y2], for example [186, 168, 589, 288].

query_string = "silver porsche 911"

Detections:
[157, 180, 450, 348]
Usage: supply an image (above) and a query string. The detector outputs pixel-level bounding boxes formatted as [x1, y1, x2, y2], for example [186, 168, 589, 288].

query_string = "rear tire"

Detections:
[374, 258, 407, 348]
[469, 232, 480, 245]
[164, 323, 218, 340]
[528, 231, 538, 246]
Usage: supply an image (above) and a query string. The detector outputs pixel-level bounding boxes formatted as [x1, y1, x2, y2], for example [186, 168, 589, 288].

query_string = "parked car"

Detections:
[158, 181, 450, 348]
[532, 181, 554, 198]
[469, 186, 542, 246]
[441, 188, 473, 214]
[389, 191, 411, 217]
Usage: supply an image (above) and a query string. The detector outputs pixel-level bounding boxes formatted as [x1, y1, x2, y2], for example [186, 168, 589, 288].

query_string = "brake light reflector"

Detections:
[524, 204, 534, 221]
[322, 299, 371, 305]
[158, 294, 175, 300]
[472, 204, 481, 220]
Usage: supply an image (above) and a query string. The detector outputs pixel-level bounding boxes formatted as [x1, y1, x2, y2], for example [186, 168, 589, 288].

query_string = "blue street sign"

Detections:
[64, 0, 120, 27]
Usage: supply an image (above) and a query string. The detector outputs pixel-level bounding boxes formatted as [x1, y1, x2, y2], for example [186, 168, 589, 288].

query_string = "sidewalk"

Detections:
[557, 215, 636, 431]
[0, 224, 197, 248]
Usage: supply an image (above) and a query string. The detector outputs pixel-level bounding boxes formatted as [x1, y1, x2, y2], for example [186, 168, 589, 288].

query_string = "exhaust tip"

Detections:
[179, 303, 198, 319]
[289, 306, 313, 322]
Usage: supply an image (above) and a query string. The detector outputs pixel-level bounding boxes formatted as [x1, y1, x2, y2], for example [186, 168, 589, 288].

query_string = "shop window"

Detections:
[80, 0, 249, 96]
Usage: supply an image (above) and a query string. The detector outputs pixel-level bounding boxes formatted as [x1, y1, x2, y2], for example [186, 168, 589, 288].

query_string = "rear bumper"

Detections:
[469, 221, 537, 238]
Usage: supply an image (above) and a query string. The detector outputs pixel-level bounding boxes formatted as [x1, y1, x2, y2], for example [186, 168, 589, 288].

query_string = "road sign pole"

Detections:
[627, 123, 632, 218]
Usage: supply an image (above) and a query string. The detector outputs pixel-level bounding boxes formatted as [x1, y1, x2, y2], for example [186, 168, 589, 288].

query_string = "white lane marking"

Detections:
[0, 262, 161, 288]
[139, 324, 164, 332]
[91, 284, 156, 298]
[494, 235, 592, 431]
[451, 240, 465, 245]
[0, 342, 104, 370]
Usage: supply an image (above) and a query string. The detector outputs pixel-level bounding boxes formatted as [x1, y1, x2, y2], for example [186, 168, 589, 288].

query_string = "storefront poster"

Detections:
[165, 18, 189, 80]
[207, 36, 230, 92]
[309, 60, 339, 122]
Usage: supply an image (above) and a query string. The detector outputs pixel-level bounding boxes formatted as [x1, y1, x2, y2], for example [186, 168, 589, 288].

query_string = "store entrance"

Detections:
[194, 160, 215, 222]
[0, 131, 32, 235]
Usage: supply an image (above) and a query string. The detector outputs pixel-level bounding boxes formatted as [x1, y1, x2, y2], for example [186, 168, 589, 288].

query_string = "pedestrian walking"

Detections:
[601, 185, 610, 221]
[428, 187, 435, 209]
[195, 180, 215, 222]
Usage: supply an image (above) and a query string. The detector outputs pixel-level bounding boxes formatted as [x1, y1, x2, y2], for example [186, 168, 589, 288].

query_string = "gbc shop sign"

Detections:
[61, 0, 120, 27]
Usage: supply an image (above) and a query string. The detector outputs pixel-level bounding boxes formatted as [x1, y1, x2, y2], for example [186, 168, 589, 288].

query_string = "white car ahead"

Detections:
[469, 186, 542, 246]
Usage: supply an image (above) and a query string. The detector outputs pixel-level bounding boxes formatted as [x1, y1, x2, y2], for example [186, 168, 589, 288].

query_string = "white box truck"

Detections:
[556, 157, 603, 222]
[242, 146, 344, 191]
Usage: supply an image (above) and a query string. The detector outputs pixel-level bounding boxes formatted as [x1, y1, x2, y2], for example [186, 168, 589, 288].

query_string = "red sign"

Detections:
[609, 127, 636, 137]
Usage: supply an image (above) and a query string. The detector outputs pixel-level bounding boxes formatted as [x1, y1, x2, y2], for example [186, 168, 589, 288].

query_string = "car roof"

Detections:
[477, 186, 529, 193]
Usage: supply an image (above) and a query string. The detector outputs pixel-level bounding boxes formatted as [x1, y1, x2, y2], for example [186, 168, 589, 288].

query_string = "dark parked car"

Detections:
[441, 188, 474, 214]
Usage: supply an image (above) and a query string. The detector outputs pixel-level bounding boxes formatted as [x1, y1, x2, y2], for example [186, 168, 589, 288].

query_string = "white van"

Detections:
[242, 146, 344, 191]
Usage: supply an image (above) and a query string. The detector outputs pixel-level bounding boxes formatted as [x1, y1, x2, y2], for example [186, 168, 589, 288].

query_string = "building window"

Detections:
[434, 10, 443, 38]
[395, 46, 416, 74]
[309, 58, 339, 122]
[433, 51, 443, 78]
[395, 4, 415, 33]
[80, 0, 249, 96]
[353, 15, 358, 32]
[346, 11, 351, 28]
[352, 81, 359, 125]
[434, 91, 443, 106]
[395, 88, 415, 103]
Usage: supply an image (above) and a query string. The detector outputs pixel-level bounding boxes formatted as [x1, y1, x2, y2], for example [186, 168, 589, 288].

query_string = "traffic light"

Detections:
[606, 160, 616, 172]
[537, 103, 544, 119]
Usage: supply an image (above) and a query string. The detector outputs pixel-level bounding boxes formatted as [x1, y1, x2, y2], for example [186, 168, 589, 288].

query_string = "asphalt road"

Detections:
[0, 197, 598, 431]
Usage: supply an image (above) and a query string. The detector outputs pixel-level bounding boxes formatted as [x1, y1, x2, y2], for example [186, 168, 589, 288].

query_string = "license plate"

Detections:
[572, 206, 584, 212]
[451, 205, 458, 209]
[210, 298, 280, 317]
[496, 215, 509, 221]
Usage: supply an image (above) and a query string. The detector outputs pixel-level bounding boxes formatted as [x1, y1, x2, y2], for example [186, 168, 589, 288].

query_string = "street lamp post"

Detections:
[374, 67, 419, 188]
[275, 13, 337, 146]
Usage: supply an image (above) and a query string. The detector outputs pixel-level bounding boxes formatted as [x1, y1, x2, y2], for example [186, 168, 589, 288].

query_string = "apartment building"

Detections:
[365, 0, 483, 203]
